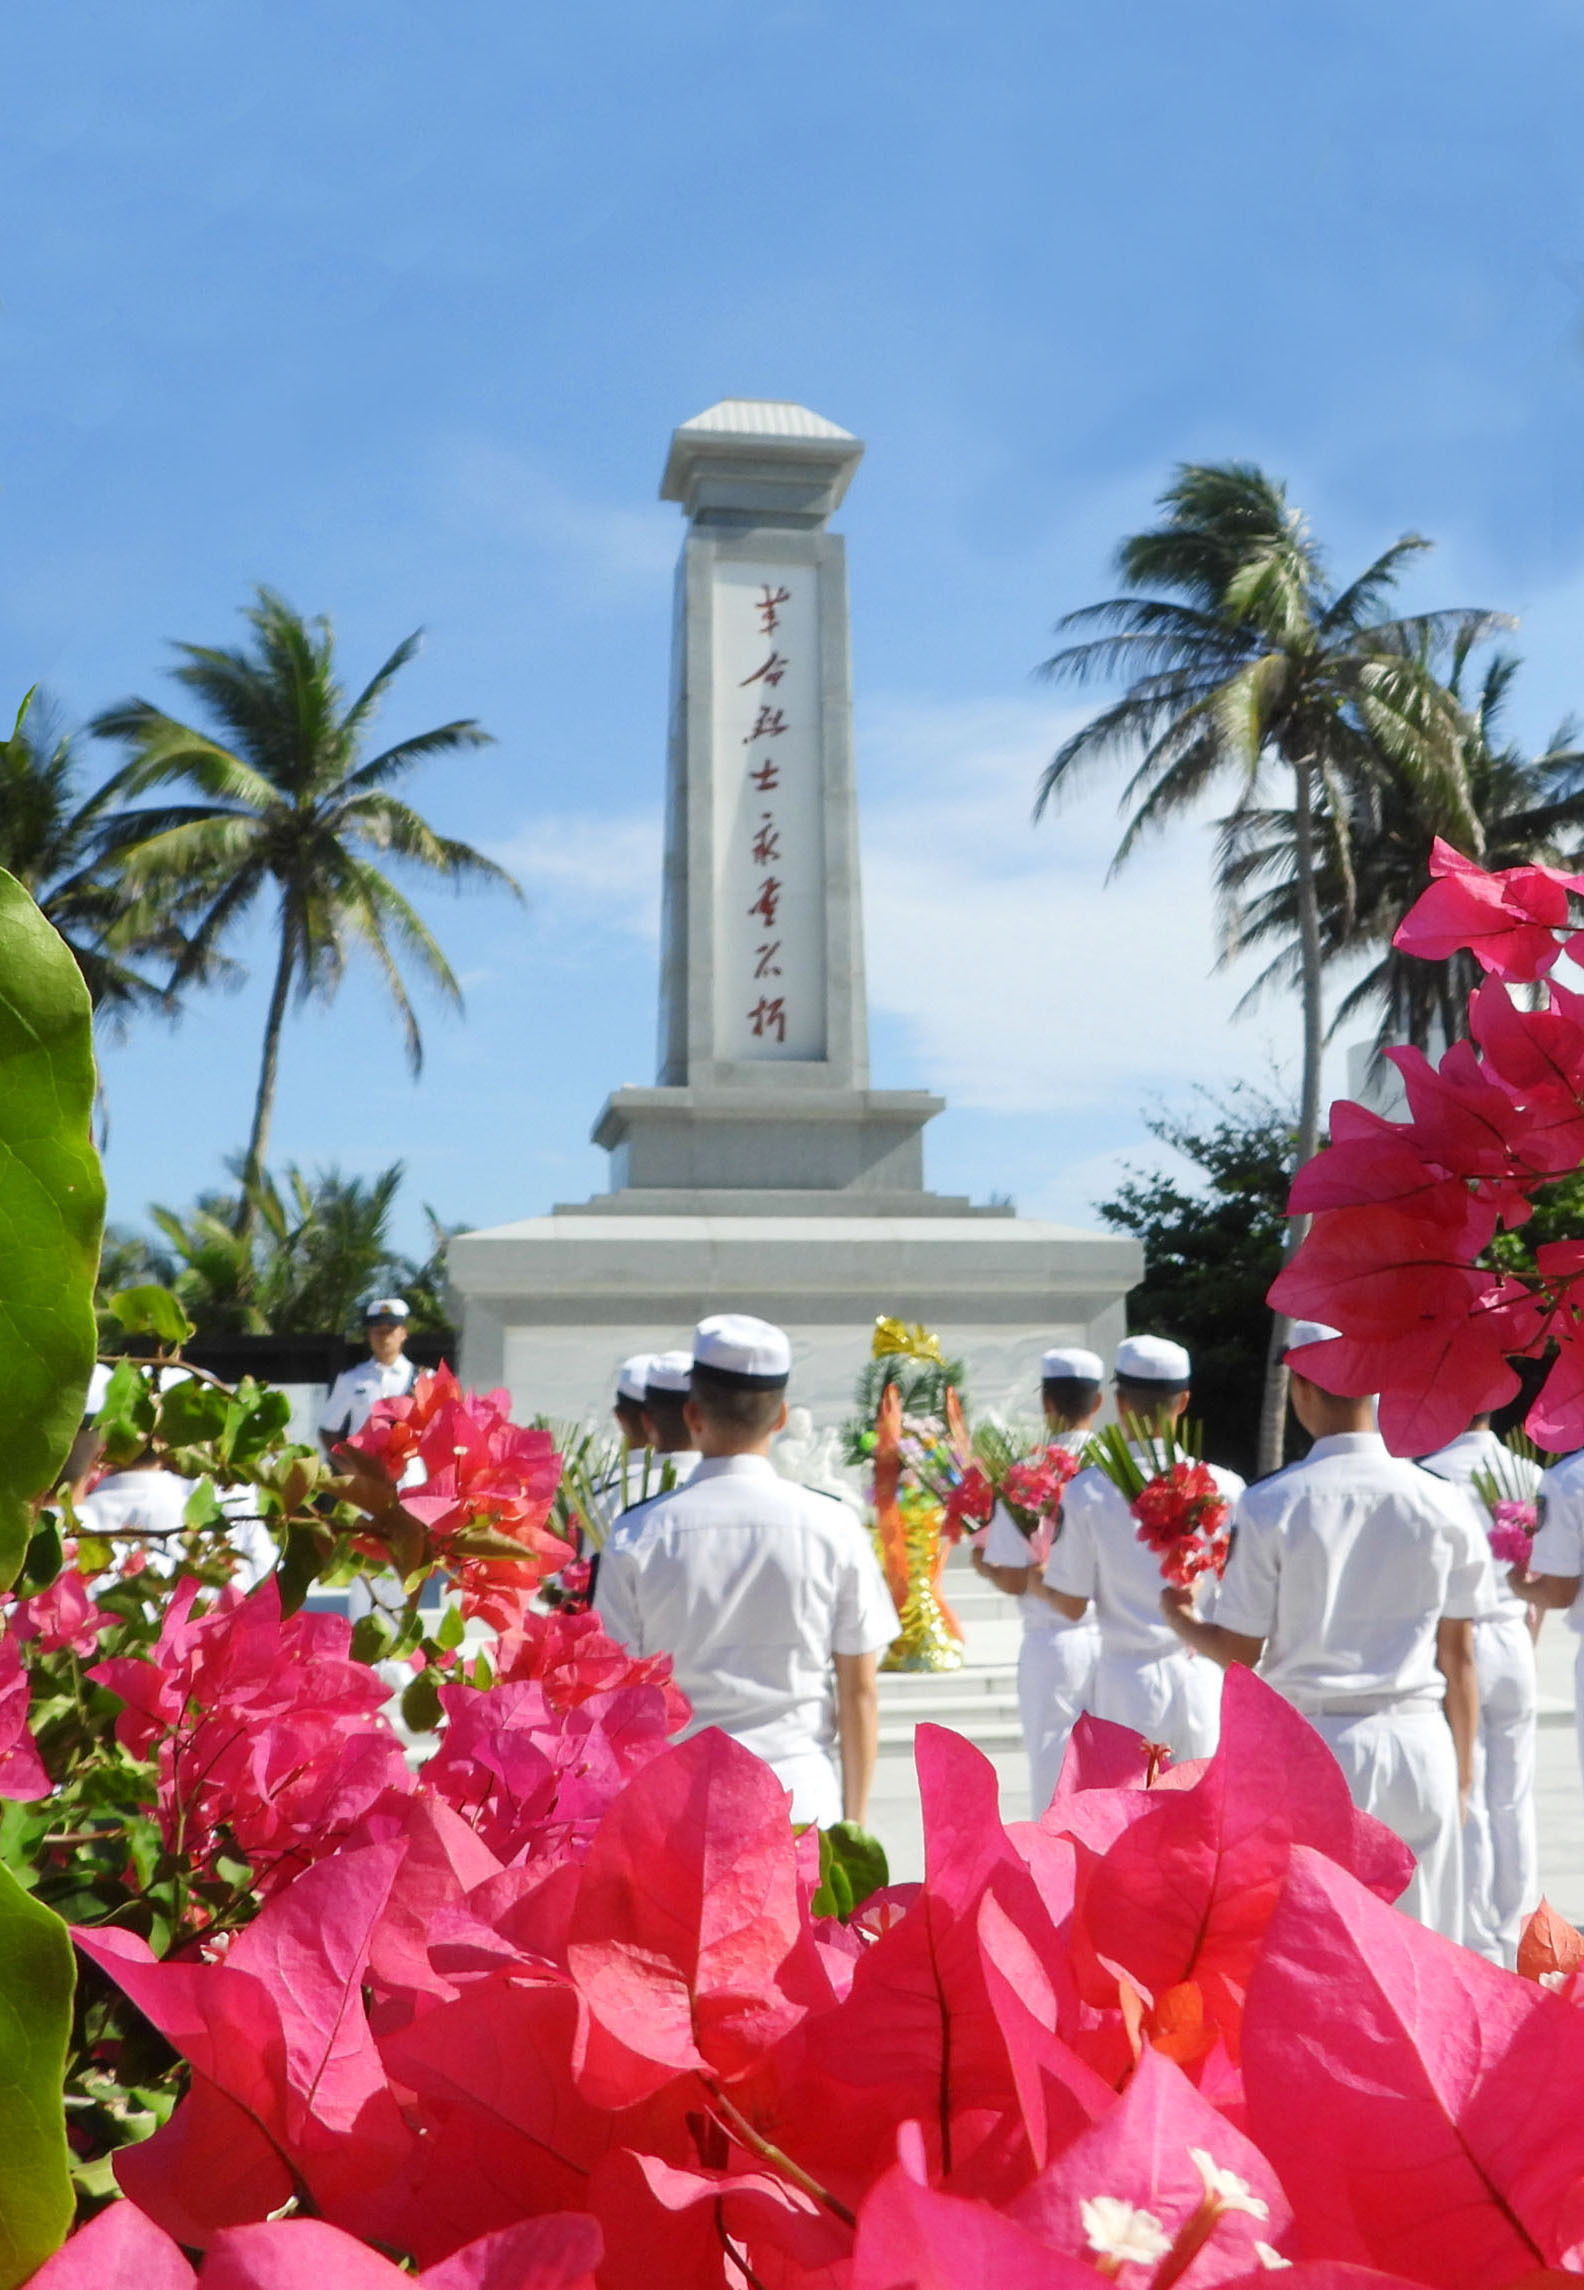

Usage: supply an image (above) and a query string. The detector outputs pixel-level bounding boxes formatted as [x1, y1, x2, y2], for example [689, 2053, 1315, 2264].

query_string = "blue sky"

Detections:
[5, 0, 1584, 1259]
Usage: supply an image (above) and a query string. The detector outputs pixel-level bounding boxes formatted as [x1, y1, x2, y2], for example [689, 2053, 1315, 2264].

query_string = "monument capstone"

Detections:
[449, 400, 1141, 1422]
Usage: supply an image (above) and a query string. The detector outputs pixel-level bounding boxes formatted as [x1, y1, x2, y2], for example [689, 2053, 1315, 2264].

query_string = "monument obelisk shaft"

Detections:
[593, 400, 956, 1210]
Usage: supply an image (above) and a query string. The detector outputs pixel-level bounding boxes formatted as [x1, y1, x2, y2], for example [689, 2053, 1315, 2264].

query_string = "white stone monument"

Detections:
[449, 400, 1140, 1423]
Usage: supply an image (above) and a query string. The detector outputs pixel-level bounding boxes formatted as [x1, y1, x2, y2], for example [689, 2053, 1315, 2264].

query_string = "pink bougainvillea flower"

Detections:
[566, 1725, 807, 2085]
[423, 1673, 675, 1867]
[1077, 1667, 1410, 2055]
[7, 1558, 109, 1658]
[79, 1839, 414, 2245]
[1244, 1846, 1584, 2286]
[23, 2198, 196, 2286]
[492, 1606, 690, 1734]
[1011, 2046, 1290, 2283]
[349, 1367, 571, 1629]
[0, 1630, 51, 1799]
[90, 1577, 410, 1896]
[1393, 838, 1584, 981]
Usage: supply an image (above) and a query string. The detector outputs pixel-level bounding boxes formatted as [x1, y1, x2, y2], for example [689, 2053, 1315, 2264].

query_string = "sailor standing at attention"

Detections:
[595, 1314, 899, 1826]
[976, 1346, 1104, 1814]
[583, 1355, 654, 1538]
[1419, 1413, 1542, 1965]
[318, 1299, 417, 1457]
[1509, 1444, 1584, 1832]
[638, 1351, 703, 1489]
[1042, 1336, 1244, 1762]
[1162, 1322, 1490, 1941]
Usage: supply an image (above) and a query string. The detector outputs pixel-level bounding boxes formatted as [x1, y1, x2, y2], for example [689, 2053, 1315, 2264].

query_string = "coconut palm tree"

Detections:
[1216, 648, 1584, 1061]
[91, 590, 520, 1234]
[0, 690, 204, 1025]
[1035, 464, 1501, 1468]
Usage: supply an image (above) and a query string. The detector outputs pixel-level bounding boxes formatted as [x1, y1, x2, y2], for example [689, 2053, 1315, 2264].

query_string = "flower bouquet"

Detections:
[1087, 1417, 1232, 1588]
[954, 1420, 1084, 1567]
[1471, 1431, 1548, 1569]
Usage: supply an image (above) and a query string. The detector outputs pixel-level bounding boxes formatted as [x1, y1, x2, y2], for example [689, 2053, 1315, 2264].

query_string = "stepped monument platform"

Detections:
[450, 400, 1140, 1424]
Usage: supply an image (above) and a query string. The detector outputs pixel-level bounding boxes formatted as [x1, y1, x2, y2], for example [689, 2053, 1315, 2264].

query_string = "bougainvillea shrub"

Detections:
[27, 1636, 1584, 2289]
[1272, 838, 1584, 1454]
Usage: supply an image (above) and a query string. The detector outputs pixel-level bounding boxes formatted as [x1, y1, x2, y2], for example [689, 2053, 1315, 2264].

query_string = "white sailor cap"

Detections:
[645, 1350, 695, 1394]
[1115, 1334, 1192, 1385]
[365, 1296, 409, 1322]
[1042, 1346, 1104, 1383]
[86, 1362, 112, 1418]
[616, 1353, 654, 1404]
[692, 1313, 792, 1390]
[1284, 1321, 1345, 1389]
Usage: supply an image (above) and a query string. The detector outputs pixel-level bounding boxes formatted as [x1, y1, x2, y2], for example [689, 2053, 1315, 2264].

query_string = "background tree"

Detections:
[1216, 645, 1584, 1060]
[104, 1161, 454, 1340]
[1093, 1086, 1299, 1482]
[91, 589, 520, 1236]
[1036, 463, 1497, 1467]
[0, 690, 208, 1025]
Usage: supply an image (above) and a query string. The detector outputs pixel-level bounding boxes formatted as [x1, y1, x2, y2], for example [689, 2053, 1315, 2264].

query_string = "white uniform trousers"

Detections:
[1462, 1614, 1537, 1966]
[1307, 1704, 1463, 1942]
[764, 1745, 842, 1829]
[1019, 1622, 1099, 1816]
[1091, 1647, 1221, 1764]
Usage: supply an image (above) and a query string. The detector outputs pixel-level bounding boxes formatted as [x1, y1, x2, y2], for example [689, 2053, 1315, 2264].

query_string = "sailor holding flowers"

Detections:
[978, 1345, 1104, 1814]
[1420, 1412, 1543, 1965]
[1042, 1336, 1244, 1762]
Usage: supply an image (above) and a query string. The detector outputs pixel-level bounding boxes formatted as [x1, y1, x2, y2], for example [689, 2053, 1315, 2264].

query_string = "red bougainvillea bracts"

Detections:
[51, 1658, 1584, 2289]
[1272, 837, 1584, 1452]
[348, 1365, 572, 1627]
[1131, 1458, 1233, 1587]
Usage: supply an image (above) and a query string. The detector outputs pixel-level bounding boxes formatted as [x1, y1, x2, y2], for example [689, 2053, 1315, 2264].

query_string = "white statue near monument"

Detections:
[450, 399, 1139, 1422]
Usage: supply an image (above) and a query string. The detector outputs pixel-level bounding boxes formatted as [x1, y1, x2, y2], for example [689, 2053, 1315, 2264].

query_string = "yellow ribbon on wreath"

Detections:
[871, 1315, 945, 1366]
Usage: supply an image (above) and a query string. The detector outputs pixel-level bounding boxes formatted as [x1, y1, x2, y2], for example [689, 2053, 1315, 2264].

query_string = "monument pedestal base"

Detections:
[448, 1212, 1141, 1428]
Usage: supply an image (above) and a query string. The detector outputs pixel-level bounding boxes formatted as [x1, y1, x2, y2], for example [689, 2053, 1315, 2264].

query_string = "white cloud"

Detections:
[440, 440, 676, 595]
[855, 692, 1337, 1113]
[492, 809, 663, 945]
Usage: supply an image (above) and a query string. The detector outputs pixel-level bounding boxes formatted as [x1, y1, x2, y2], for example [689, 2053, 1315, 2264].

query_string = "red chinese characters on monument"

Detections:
[729, 577, 811, 1055]
[756, 583, 791, 635]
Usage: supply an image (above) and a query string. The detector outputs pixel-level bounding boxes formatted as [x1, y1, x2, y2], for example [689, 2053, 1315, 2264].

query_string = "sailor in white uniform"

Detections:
[595, 1314, 899, 1827]
[635, 1351, 703, 1492]
[318, 1298, 417, 1455]
[1512, 1447, 1584, 1848]
[1419, 1416, 1542, 1964]
[977, 1345, 1103, 1814]
[1165, 1322, 1489, 1941]
[1043, 1336, 1244, 1763]
[584, 1354, 656, 1535]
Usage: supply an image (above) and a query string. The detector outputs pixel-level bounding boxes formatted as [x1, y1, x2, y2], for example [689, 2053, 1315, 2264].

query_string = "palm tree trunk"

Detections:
[235, 915, 295, 1241]
[1257, 753, 1326, 1476]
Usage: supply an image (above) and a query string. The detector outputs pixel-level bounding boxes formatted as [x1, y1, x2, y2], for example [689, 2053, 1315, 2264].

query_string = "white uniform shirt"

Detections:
[76, 1468, 196, 1543]
[318, 1353, 417, 1443]
[588, 1449, 700, 1536]
[1419, 1429, 1542, 1624]
[1529, 1449, 1584, 1633]
[1043, 1452, 1247, 1657]
[1215, 1431, 1493, 1711]
[594, 1452, 899, 1768]
[983, 1431, 1095, 1636]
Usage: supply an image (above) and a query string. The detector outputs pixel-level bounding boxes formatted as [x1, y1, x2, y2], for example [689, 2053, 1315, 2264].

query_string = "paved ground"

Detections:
[871, 1549, 1584, 1926]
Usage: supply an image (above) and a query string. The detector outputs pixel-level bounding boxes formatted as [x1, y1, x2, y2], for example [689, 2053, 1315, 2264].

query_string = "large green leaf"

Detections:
[0, 866, 104, 1586]
[0, 1861, 74, 2285]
